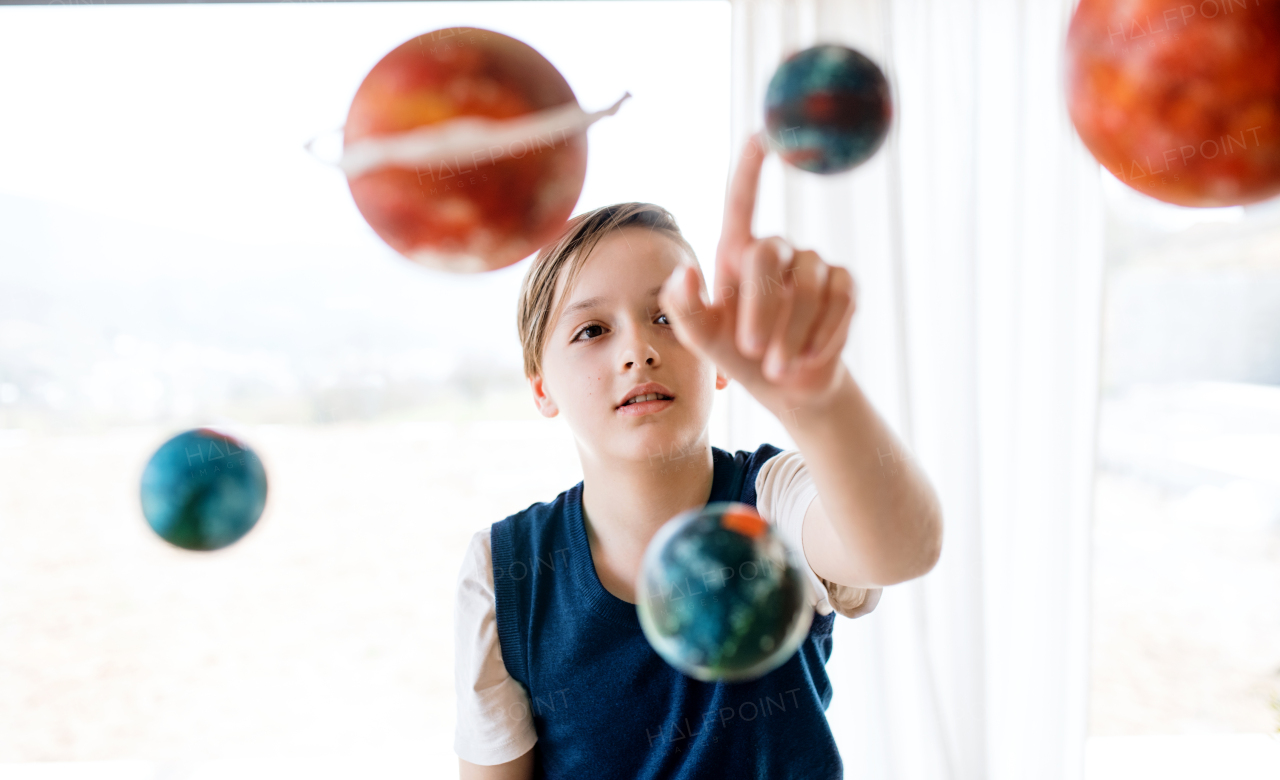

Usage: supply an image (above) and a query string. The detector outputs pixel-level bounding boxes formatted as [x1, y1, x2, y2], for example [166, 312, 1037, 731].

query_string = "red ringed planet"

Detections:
[340, 27, 627, 272]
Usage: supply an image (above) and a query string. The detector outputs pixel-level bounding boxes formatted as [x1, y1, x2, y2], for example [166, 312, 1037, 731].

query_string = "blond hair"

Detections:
[516, 202, 697, 378]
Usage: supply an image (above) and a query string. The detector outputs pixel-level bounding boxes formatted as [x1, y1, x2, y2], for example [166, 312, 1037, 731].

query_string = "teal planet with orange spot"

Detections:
[636, 502, 813, 682]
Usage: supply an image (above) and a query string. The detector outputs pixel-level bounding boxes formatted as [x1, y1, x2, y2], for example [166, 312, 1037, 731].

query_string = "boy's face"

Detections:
[531, 227, 727, 467]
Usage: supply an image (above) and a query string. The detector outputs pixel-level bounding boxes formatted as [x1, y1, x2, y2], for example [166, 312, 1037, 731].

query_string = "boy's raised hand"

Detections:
[658, 132, 857, 411]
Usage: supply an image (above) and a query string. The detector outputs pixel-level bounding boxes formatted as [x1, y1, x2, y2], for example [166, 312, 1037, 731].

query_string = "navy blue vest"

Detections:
[490, 444, 842, 779]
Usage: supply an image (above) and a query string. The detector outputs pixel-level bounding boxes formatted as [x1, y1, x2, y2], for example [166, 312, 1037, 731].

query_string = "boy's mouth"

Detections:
[617, 395, 674, 416]
[616, 383, 676, 416]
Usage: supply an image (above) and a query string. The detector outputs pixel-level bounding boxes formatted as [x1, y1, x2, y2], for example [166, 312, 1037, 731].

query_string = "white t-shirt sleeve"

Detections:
[453, 529, 538, 766]
[755, 449, 883, 619]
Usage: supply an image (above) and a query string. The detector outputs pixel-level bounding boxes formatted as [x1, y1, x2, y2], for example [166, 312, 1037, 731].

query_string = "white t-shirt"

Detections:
[452, 449, 883, 766]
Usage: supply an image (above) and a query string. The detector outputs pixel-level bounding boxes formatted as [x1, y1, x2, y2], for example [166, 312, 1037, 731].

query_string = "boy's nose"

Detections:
[621, 332, 661, 370]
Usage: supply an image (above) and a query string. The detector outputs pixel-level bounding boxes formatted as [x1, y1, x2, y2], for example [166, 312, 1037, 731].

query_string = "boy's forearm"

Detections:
[767, 366, 943, 587]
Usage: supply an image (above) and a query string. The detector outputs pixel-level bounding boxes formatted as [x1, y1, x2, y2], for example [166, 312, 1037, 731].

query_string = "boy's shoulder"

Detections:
[716, 442, 785, 466]
[491, 481, 582, 537]
[713, 442, 786, 502]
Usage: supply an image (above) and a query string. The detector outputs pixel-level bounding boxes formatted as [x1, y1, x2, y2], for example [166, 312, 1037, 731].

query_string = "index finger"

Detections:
[717, 132, 768, 275]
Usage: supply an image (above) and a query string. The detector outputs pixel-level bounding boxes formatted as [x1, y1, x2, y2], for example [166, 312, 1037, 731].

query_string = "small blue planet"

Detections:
[764, 44, 893, 174]
[636, 502, 813, 682]
[139, 428, 268, 552]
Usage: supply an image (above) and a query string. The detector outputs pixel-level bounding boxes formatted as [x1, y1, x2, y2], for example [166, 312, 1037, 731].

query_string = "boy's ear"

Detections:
[529, 374, 559, 418]
[715, 368, 729, 390]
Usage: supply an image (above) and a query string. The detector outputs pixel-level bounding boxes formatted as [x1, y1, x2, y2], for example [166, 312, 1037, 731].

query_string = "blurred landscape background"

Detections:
[1089, 179, 1280, 740]
[0, 190, 533, 431]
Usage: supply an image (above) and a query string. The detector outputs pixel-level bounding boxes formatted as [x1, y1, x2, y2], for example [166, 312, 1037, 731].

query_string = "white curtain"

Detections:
[722, 1, 1105, 778]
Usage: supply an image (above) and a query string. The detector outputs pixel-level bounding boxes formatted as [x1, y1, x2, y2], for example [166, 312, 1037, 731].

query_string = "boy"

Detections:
[454, 134, 943, 779]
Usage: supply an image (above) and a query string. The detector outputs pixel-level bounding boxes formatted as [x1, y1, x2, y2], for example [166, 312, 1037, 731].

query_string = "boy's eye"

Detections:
[655, 312, 670, 326]
[573, 324, 605, 342]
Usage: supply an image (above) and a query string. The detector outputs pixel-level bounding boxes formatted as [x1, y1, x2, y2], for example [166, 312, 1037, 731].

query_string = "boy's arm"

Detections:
[460, 750, 534, 780]
[775, 366, 941, 588]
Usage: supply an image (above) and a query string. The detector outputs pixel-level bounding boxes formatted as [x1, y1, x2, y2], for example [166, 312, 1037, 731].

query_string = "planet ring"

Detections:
[316, 92, 631, 179]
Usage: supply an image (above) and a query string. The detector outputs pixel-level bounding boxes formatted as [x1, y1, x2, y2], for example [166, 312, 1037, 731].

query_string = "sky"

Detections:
[0, 1, 732, 426]
[0, 1, 730, 254]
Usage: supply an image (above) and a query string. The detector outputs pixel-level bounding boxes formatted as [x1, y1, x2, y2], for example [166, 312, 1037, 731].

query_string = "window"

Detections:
[0, 2, 730, 775]
[1088, 171, 1280, 777]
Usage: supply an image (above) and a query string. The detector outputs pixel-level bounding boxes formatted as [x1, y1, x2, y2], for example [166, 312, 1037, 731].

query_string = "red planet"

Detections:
[344, 28, 588, 272]
[1066, 0, 1280, 207]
